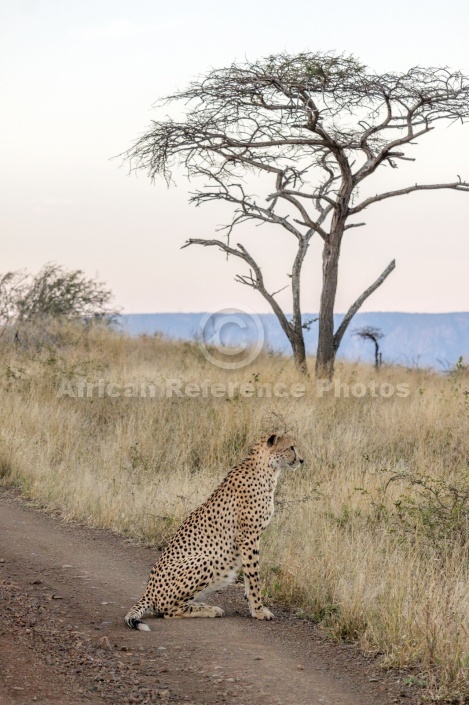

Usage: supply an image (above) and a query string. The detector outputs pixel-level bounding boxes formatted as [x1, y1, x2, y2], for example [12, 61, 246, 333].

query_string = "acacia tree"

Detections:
[124, 52, 469, 377]
[353, 326, 384, 369]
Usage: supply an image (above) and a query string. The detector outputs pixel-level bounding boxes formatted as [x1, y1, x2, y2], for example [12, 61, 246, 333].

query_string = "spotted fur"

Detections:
[125, 433, 303, 630]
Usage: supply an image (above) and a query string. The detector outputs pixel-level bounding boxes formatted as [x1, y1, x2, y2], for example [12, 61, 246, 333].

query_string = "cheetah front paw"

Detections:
[253, 607, 274, 620]
[211, 606, 225, 617]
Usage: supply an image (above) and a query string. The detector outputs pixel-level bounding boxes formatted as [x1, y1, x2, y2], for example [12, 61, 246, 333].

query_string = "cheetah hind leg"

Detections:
[165, 601, 224, 618]
[161, 555, 224, 619]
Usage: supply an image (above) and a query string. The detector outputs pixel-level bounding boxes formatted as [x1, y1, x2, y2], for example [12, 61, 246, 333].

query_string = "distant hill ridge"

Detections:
[119, 312, 469, 370]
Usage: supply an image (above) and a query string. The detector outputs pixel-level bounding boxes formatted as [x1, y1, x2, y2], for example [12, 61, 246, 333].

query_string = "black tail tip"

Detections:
[125, 618, 150, 631]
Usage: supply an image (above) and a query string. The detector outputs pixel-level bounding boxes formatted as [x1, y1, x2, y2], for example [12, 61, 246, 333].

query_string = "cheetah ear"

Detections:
[266, 434, 278, 448]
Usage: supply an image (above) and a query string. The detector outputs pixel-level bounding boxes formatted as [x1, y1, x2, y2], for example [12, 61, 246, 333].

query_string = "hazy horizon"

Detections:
[122, 309, 469, 315]
[119, 311, 469, 370]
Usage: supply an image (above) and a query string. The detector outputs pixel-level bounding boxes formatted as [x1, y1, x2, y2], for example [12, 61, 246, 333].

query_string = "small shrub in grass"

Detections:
[357, 468, 469, 553]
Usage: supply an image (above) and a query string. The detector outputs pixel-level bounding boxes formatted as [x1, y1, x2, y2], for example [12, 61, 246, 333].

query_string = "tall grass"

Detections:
[1, 324, 468, 700]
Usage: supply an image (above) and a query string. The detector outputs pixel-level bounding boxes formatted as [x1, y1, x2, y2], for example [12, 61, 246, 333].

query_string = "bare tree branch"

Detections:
[350, 181, 469, 214]
[333, 260, 396, 352]
[344, 222, 366, 230]
[182, 238, 294, 338]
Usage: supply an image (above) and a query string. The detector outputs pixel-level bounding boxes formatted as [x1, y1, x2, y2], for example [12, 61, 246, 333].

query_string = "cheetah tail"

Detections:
[124, 598, 152, 631]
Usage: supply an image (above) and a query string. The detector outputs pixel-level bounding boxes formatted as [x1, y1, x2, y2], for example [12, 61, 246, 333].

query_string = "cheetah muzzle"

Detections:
[124, 433, 303, 630]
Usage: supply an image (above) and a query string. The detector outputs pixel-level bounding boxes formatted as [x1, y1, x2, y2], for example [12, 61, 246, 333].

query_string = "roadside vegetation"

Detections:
[1, 324, 468, 701]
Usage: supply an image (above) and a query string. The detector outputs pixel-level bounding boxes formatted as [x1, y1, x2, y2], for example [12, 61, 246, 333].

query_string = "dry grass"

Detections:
[1, 323, 468, 701]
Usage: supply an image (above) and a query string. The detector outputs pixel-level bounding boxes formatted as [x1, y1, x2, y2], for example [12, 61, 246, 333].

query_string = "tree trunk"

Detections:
[291, 334, 308, 376]
[290, 237, 309, 376]
[315, 239, 340, 379]
[266, 304, 308, 377]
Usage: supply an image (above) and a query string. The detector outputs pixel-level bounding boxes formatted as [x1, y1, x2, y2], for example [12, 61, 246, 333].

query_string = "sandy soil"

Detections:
[0, 488, 423, 705]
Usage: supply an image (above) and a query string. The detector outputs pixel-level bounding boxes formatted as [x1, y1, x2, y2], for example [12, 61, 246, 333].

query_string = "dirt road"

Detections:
[0, 489, 421, 705]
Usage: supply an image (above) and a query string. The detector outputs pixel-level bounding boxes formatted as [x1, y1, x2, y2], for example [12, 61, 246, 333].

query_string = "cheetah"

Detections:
[125, 433, 303, 630]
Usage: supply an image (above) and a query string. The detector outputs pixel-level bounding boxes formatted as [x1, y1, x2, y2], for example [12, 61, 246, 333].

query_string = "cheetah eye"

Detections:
[290, 446, 294, 450]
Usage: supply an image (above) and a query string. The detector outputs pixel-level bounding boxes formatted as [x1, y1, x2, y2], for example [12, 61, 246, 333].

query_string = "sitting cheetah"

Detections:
[125, 433, 303, 630]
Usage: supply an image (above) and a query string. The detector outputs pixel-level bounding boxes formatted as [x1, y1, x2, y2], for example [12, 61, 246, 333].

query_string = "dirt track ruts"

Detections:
[0, 489, 422, 705]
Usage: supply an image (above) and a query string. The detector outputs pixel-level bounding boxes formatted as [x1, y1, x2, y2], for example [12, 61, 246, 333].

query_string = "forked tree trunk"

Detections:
[316, 242, 396, 379]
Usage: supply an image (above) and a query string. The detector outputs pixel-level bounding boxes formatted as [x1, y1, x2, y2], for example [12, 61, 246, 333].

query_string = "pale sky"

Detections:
[1, 0, 469, 314]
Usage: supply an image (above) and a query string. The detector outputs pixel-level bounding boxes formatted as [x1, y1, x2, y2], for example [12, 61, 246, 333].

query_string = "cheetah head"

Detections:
[265, 434, 304, 471]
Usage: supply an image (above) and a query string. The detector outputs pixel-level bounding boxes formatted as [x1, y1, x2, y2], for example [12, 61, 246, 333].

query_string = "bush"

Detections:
[0, 263, 117, 323]
[357, 467, 469, 553]
[0, 263, 118, 347]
